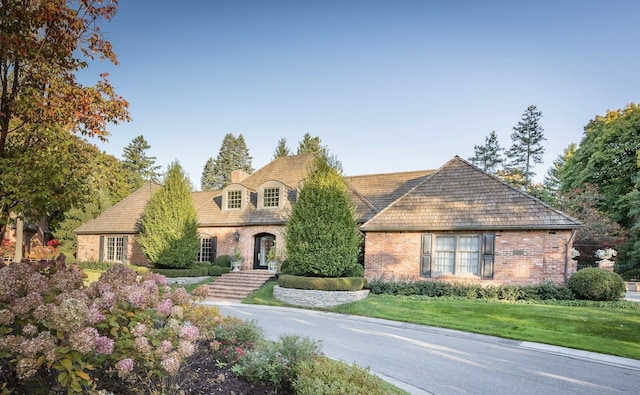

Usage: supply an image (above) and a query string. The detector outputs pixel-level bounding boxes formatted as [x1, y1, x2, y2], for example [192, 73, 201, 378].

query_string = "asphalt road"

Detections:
[209, 303, 640, 395]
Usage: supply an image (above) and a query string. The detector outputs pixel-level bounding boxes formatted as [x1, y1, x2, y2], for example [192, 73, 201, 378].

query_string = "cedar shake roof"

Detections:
[75, 183, 162, 234]
[360, 156, 583, 231]
[345, 170, 435, 222]
[76, 154, 583, 235]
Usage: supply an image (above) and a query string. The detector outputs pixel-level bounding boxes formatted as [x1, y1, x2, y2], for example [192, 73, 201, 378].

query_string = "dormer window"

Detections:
[258, 181, 285, 209]
[263, 187, 280, 208]
[227, 190, 242, 209]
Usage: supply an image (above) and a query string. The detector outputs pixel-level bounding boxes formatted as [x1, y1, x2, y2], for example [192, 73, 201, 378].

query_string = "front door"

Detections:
[253, 233, 275, 269]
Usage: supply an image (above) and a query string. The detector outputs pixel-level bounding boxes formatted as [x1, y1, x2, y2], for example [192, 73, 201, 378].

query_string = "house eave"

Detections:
[359, 224, 585, 232]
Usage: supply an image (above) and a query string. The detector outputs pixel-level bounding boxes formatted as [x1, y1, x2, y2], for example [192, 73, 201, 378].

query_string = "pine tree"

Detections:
[468, 131, 503, 173]
[285, 155, 362, 278]
[122, 135, 161, 184]
[200, 157, 217, 191]
[138, 162, 199, 268]
[505, 105, 546, 187]
[296, 133, 343, 173]
[543, 143, 576, 201]
[273, 137, 291, 159]
[209, 133, 254, 189]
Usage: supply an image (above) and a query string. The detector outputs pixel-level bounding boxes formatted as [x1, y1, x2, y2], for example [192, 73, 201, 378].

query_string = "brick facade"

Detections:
[364, 229, 577, 285]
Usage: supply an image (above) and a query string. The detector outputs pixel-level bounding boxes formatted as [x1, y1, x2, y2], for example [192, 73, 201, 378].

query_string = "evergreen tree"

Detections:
[296, 133, 343, 173]
[505, 105, 546, 187]
[273, 137, 291, 159]
[122, 135, 161, 185]
[468, 131, 503, 173]
[542, 143, 576, 205]
[200, 157, 217, 191]
[138, 162, 200, 268]
[209, 133, 254, 189]
[285, 156, 362, 278]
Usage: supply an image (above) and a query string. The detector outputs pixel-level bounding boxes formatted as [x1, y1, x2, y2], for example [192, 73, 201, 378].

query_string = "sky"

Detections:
[88, 0, 640, 189]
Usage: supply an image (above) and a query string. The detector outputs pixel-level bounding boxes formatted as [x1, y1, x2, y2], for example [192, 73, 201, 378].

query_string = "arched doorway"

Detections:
[253, 233, 275, 270]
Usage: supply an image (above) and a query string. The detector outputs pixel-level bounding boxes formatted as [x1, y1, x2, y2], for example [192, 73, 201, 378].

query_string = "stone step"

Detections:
[207, 270, 275, 302]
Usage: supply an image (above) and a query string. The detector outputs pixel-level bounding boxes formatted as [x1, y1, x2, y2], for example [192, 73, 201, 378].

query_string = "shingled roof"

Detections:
[75, 183, 162, 234]
[360, 156, 583, 231]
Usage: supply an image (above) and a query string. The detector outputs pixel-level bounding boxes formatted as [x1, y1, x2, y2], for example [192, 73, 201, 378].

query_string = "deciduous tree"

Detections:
[138, 162, 199, 268]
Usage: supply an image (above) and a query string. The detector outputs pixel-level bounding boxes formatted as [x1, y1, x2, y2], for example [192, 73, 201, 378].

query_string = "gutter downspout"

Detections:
[564, 229, 578, 285]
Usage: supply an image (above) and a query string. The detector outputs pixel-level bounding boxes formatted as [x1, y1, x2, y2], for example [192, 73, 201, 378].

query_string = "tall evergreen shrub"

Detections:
[285, 156, 362, 277]
[138, 162, 199, 268]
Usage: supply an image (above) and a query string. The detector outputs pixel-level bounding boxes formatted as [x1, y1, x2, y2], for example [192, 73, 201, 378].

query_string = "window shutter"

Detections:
[421, 234, 432, 277]
[481, 233, 495, 279]
[210, 237, 217, 262]
[99, 236, 105, 262]
[123, 236, 129, 263]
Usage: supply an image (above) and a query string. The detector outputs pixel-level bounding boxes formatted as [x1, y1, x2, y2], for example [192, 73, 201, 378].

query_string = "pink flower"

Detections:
[134, 336, 152, 354]
[22, 324, 38, 338]
[116, 358, 134, 377]
[177, 340, 195, 358]
[11, 292, 43, 319]
[87, 306, 106, 325]
[69, 327, 98, 354]
[95, 336, 114, 355]
[132, 323, 147, 337]
[127, 289, 143, 306]
[157, 299, 172, 316]
[158, 339, 172, 355]
[0, 309, 15, 326]
[160, 353, 181, 375]
[169, 288, 190, 305]
[179, 325, 199, 342]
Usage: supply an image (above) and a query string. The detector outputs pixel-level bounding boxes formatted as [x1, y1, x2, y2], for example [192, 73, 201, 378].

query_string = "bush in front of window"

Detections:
[568, 267, 626, 301]
[284, 156, 363, 278]
[214, 254, 231, 268]
[138, 162, 200, 269]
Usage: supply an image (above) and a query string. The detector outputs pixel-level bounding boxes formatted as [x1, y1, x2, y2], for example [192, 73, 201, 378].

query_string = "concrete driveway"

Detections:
[209, 303, 640, 395]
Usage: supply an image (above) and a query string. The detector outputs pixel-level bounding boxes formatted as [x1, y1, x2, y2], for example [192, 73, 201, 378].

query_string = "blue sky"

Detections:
[90, 1, 640, 189]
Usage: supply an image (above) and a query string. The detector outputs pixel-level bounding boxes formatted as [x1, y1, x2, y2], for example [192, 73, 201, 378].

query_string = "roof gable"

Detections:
[361, 156, 583, 231]
[75, 183, 162, 234]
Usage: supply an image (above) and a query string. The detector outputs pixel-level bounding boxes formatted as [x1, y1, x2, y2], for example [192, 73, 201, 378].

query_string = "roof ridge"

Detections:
[346, 168, 435, 179]
[346, 182, 380, 214]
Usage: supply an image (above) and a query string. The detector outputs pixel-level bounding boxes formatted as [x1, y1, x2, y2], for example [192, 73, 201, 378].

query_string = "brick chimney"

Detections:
[230, 170, 250, 183]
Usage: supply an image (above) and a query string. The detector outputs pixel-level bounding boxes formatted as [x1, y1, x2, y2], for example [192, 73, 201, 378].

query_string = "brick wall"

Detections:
[76, 233, 150, 265]
[364, 230, 577, 285]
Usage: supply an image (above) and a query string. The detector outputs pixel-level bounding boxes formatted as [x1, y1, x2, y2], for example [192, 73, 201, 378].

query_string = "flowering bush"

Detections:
[596, 248, 618, 260]
[0, 258, 220, 393]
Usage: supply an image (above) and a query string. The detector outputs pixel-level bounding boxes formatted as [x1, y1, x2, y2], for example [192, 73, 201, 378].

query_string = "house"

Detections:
[75, 154, 583, 285]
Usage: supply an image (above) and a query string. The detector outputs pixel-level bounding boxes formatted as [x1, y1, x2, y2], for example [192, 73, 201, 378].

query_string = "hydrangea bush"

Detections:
[0, 256, 215, 393]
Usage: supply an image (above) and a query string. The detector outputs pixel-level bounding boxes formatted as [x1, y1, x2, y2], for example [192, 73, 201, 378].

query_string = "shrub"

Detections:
[76, 259, 114, 271]
[208, 317, 263, 364]
[138, 162, 200, 268]
[214, 254, 231, 268]
[278, 274, 365, 291]
[0, 259, 214, 394]
[151, 265, 209, 277]
[568, 267, 626, 301]
[208, 265, 231, 276]
[293, 356, 392, 395]
[234, 335, 322, 391]
[285, 155, 363, 277]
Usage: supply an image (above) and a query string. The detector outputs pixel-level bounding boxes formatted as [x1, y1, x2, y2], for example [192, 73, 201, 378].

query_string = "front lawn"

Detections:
[244, 282, 640, 360]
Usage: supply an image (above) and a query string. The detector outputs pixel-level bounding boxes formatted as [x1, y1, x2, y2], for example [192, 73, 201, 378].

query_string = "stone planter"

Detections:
[267, 260, 278, 274]
[273, 285, 369, 308]
[231, 259, 242, 272]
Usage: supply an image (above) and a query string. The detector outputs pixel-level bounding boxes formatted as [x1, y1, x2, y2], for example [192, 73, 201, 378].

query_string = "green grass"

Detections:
[243, 280, 290, 306]
[244, 284, 640, 360]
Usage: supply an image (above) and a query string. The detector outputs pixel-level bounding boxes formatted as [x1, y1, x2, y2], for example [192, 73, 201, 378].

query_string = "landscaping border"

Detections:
[273, 285, 369, 307]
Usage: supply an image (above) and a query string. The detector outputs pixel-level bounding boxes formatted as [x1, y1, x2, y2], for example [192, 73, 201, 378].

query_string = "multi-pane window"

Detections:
[430, 235, 480, 275]
[227, 190, 242, 209]
[263, 187, 280, 208]
[105, 236, 126, 262]
[456, 236, 480, 274]
[197, 237, 217, 262]
[434, 236, 456, 273]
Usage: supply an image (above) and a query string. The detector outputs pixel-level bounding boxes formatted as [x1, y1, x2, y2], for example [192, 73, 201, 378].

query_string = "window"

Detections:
[101, 236, 127, 263]
[197, 237, 217, 262]
[227, 190, 242, 209]
[263, 187, 280, 208]
[422, 234, 493, 278]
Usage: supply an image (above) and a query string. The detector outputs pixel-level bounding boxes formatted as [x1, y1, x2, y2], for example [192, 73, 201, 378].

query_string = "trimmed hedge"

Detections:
[214, 254, 231, 268]
[151, 265, 209, 277]
[208, 265, 231, 276]
[367, 279, 575, 301]
[568, 267, 626, 301]
[278, 274, 365, 291]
